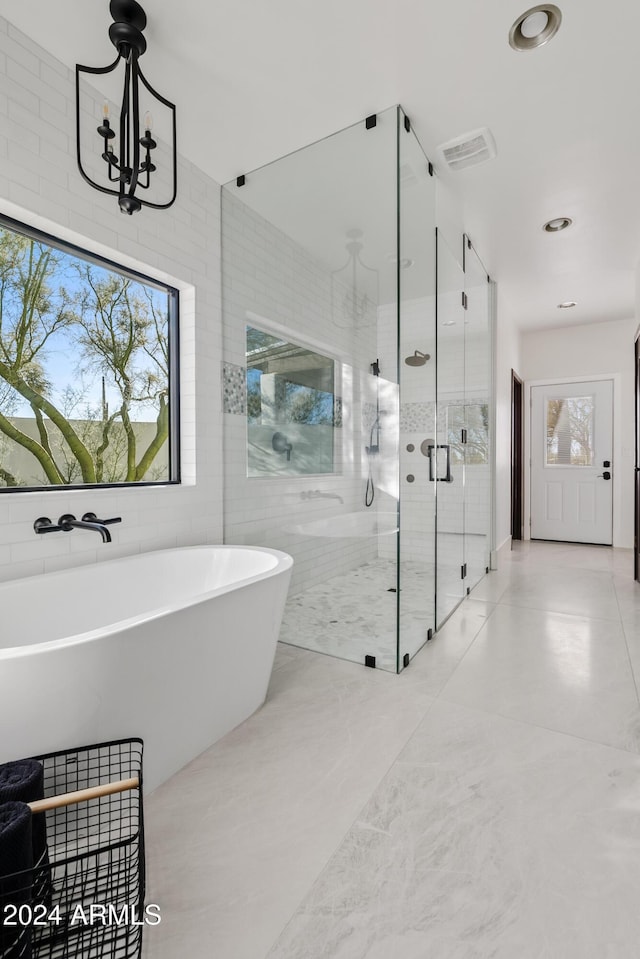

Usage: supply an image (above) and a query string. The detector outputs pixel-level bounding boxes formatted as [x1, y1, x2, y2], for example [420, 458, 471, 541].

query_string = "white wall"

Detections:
[0, 17, 223, 582]
[520, 317, 636, 549]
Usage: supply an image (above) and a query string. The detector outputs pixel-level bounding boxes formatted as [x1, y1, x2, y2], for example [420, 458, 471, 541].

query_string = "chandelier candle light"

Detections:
[75, 0, 177, 214]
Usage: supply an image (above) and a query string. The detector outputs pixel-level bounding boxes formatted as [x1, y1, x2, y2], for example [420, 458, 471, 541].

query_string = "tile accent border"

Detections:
[222, 362, 246, 414]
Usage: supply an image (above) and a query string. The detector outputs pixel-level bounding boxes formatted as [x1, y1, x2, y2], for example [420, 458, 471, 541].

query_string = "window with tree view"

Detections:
[0, 217, 179, 490]
[546, 395, 594, 466]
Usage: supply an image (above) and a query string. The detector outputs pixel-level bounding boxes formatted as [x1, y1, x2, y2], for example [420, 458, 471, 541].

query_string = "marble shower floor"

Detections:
[143, 541, 640, 959]
[279, 558, 435, 671]
[279, 534, 488, 672]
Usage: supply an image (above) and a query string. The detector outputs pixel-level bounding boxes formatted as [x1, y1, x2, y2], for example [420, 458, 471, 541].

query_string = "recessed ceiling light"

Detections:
[543, 216, 572, 232]
[521, 10, 549, 37]
[557, 301, 577, 309]
[509, 4, 562, 51]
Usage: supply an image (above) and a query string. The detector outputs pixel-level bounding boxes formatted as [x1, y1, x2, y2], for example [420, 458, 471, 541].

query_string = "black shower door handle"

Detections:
[427, 444, 452, 482]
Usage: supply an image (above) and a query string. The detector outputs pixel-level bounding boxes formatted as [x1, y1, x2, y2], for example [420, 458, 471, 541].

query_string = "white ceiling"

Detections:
[2, 0, 640, 332]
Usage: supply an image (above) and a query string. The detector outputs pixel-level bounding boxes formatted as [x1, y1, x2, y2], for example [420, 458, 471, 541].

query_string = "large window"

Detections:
[0, 216, 179, 490]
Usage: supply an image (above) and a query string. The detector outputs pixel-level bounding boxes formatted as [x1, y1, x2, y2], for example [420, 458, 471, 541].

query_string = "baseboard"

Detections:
[491, 536, 512, 569]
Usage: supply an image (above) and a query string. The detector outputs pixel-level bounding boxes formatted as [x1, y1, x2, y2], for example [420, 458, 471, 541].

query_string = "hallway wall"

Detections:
[520, 316, 636, 549]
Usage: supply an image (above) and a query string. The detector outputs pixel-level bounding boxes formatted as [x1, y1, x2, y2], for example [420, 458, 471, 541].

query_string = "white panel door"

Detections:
[531, 380, 613, 544]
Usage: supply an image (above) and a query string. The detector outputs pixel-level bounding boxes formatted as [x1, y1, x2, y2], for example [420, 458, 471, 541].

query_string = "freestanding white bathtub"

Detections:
[0, 545, 293, 792]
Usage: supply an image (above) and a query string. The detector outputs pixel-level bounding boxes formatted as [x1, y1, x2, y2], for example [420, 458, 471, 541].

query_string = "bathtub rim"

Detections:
[0, 544, 293, 661]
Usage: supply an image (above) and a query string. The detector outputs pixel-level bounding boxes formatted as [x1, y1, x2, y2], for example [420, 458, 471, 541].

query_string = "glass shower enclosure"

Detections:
[221, 105, 490, 672]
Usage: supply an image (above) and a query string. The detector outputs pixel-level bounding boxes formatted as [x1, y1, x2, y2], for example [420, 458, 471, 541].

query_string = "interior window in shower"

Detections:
[246, 325, 336, 476]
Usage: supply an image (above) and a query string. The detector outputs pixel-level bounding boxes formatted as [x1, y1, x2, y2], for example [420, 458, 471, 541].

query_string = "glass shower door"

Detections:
[221, 106, 401, 672]
[463, 237, 492, 592]
[435, 230, 466, 628]
[397, 107, 437, 668]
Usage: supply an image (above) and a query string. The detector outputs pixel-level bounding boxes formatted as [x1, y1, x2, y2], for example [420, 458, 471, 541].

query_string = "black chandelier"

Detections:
[75, 0, 177, 215]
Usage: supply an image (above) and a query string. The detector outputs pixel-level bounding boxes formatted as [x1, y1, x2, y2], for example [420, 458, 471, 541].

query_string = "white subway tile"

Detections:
[0, 19, 223, 585]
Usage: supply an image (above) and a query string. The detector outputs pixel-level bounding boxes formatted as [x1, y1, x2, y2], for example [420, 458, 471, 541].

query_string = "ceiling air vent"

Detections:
[437, 128, 497, 171]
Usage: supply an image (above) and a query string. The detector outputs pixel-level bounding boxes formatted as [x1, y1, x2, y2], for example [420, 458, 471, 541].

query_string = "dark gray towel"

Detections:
[0, 761, 49, 906]
[0, 800, 33, 959]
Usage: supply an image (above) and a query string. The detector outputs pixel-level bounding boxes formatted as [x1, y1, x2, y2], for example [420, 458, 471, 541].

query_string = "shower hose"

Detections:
[365, 462, 374, 507]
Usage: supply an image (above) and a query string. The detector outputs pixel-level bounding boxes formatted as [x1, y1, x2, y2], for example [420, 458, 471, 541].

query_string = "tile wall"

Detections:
[0, 17, 224, 582]
[221, 188, 385, 596]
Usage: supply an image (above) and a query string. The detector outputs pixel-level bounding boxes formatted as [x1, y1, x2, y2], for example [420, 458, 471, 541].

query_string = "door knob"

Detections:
[597, 471, 611, 480]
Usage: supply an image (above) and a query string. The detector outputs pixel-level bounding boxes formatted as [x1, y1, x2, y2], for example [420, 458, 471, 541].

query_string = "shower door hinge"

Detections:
[365, 655, 376, 668]
[402, 652, 410, 668]
[404, 115, 411, 132]
[427, 627, 433, 641]
[461, 563, 467, 579]
[428, 161, 434, 176]
[365, 114, 377, 130]
[461, 428, 468, 444]
[236, 174, 246, 187]
[461, 291, 468, 309]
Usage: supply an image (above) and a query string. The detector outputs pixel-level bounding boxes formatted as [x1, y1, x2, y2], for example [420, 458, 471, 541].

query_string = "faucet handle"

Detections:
[34, 517, 63, 534]
[82, 512, 122, 525]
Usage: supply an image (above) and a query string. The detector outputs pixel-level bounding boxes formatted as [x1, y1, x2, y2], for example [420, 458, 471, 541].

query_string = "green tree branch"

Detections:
[134, 394, 169, 481]
[0, 357, 96, 482]
[0, 409, 64, 485]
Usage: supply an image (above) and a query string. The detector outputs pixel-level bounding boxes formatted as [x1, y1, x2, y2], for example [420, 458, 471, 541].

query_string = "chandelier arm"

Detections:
[136, 65, 177, 208]
[75, 57, 124, 198]
[76, 55, 122, 78]
[137, 65, 177, 111]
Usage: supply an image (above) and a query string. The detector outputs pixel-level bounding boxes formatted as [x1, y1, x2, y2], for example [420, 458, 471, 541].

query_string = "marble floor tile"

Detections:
[143, 645, 436, 959]
[495, 564, 622, 621]
[617, 578, 640, 695]
[508, 541, 633, 576]
[439, 603, 640, 752]
[613, 576, 640, 621]
[465, 567, 513, 604]
[267, 701, 640, 959]
[142, 542, 640, 959]
[401, 598, 496, 696]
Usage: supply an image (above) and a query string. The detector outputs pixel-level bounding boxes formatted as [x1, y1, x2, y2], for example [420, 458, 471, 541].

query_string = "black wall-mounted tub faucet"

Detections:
[33, 512, 122, 543]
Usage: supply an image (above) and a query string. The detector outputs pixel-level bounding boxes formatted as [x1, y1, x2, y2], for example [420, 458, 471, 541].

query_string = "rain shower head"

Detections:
[404, 350, 431, 367]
